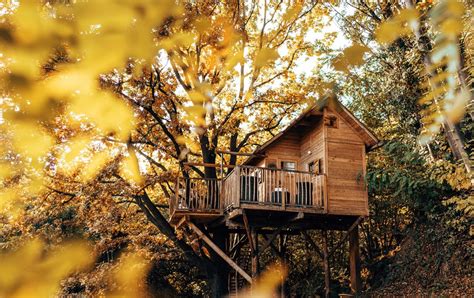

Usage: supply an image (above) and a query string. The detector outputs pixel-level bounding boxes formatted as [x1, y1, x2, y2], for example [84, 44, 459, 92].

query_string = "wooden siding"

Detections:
[300, 121, 324, 172]
[265, 130, 301, 156]
[256, 109, 369, 216]
[326, 108, 368, 216]
[264, 129, 301, 167]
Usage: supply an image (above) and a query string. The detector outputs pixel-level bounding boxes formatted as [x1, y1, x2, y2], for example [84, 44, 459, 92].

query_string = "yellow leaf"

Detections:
[283, 4, 302, 21]
[0, 239, 93, 297]
[375, 8, 419, 44]
[2, 47, 48, 79]
[160, 32, 196, 51]
[10, 0, 54, 45]
[188, 90, 207, 104]
[0, 188, 19, 215]
[254, 47, 279, 68]
[44, 69, 96, 98]
[445, 88, 468, 123]
[120, 150, 143, 185]
[62, 136, 91, 168]
[342, 43, 369, 66]
[225, 49, 245, 71]
[332, 56, 348, 72]
[68, 92, 134, 141]
[375, 21, 402, 44]
[78, 33, 129, 75]
[238, 263, 287, 297]
[445, 0, 465, 16]
[177, 135, 200, 152]
[78, 149, 110, 182]
[0, 163, 13, 181]
[183, 105, 207, 126]
[12, 121, 53, 160]
[109, 253, 150, 297]
[74, 1, 135, 32]
[440, 18, 463, 36]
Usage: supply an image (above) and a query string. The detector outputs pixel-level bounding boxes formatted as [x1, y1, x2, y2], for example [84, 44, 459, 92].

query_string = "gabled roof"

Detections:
[246, 95, 380, 163]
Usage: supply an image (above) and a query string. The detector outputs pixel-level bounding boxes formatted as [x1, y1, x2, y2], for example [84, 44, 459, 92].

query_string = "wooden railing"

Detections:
[223, 165, 325, 212]
[171, 177, 221, 216]
[171, 166, 326, 217]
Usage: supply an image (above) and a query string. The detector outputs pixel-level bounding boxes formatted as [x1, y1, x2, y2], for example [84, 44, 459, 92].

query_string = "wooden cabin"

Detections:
[170, 96, 379, 225]
[169, 96, 380, 296]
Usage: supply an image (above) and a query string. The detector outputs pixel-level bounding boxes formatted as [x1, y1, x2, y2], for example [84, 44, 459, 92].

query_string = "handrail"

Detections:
[238, 164, 317, 175]
[223, 165, 325, 212]
[171, 165, 326, 216]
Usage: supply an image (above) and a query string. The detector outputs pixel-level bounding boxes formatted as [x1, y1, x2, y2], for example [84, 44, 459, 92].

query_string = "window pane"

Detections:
[281, 161, 296, 170]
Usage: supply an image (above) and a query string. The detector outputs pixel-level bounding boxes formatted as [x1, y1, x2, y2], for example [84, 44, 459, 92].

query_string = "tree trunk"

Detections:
[207, 228, 229, 297]
[406, 0, 472, 176]
[200, 133, 217, 178]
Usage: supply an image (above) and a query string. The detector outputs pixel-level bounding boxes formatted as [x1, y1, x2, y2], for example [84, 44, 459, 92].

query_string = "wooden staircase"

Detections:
[228, 235, 252, 296]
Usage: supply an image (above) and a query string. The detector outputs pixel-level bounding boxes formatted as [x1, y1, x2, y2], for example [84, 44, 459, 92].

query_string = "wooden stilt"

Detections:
[301, 231, 324, 259]
[250, 228, 259, 280]
[349, 225, 362, 294]
[322, 229, 330, 298]
[279, 232, 287, 298]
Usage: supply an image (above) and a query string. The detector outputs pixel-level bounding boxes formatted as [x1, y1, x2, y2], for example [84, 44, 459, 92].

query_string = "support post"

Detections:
[251, 228, 259, 281]
[322, 229, 330, 298]
[279, 232, 287, 298]
[349, 225, 362, 294]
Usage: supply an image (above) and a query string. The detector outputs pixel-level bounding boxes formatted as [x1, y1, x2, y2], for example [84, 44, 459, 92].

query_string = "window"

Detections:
[281, 161, 296, 171]
[325, 115, 338, 128]
[308, 159, 323, 174]
[267, 159, 277, 169]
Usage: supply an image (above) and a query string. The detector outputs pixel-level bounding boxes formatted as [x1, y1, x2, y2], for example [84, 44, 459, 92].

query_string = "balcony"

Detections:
[222, 165, 326, 213]
[170, 166, 326, 224]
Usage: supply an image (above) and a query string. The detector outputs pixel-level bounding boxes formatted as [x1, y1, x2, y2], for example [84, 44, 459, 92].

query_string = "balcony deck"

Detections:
[169, 166, 327, 225]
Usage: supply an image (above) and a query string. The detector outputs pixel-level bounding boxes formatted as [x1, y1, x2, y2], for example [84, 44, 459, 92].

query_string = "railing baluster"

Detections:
[175, 166, 326, 215]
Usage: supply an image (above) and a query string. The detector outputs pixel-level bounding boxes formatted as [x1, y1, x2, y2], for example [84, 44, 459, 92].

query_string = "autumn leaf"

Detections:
[331, 43, 368, 72]
[375, 8, 419, 44]
[254, 47, 279, 68]
[343, 43, 369, 66]
[120, 149, 143, 186]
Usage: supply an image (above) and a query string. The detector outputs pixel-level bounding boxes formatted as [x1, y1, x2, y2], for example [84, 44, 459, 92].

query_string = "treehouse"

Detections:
[170, 96, 379, 224]
[169, 96, 380, 296]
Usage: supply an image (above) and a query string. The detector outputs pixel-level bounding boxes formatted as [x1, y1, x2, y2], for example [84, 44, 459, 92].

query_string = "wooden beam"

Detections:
[328, 216, 364, 259]
[251, 228, 259, 281]
[255, 213, 301, 254]
[301, 231, 324, 259]
[322, 229, 331, 298]
[279, 232, 287, 298]
[216, 150, 265, 157]
[184, 162, 236, 168]
[229, 234, 248, 257]
[175, 216, 189, 230]
[260, 233, 280, 256]
[349, 225, 362, 294]
[242, 210, 255, 254]
[259, 227, 283, 254]
[187, 222, 252, 284]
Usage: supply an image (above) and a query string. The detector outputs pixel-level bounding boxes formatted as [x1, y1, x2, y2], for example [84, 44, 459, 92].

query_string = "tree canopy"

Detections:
[0, 0, 472, 296]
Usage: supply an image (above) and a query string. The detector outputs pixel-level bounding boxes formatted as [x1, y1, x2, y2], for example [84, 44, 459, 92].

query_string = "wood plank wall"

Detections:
[326, 110, 369, 216]
[300, 121, 324, 171]
[263, 130, 301, 165]
[252, 108, 369, 216]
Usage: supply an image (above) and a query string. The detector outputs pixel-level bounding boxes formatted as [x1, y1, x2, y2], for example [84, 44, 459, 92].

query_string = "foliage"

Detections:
[0, 0, 473, 296]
